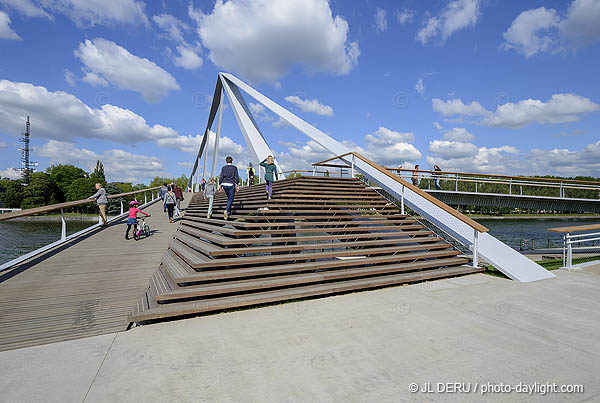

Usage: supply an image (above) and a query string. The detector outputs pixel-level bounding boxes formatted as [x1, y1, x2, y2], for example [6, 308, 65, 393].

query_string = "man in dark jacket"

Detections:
[218, 156, 240, 220]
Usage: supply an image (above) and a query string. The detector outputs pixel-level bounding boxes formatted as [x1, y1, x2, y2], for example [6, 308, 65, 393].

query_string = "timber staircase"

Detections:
[129, 177, 482, 323]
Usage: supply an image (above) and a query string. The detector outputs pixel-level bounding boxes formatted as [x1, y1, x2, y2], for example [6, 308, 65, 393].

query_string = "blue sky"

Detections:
[0, 0, 599, 183]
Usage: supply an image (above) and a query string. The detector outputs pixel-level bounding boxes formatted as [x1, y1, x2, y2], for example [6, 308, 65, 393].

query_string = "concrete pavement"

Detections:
[1, 264, 599, 403]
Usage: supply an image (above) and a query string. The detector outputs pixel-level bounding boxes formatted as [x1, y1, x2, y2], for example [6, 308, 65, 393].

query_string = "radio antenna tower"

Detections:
[17, 116, 37, 185]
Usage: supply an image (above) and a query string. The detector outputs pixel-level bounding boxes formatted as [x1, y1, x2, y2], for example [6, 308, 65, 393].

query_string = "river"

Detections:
[0, 216, 598, 266]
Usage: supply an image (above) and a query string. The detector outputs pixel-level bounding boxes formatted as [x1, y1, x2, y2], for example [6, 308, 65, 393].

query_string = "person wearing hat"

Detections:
[125, 200, 149, 239]
[259, 155, 278, 200]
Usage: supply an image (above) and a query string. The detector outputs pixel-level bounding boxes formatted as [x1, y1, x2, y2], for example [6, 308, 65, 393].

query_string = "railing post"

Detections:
[472, 229, 479, 268]
[145, 192, 147, 204]
[401, 185, 405, 215]
[560, 182, 563, 198]
[566, 233, 572, 269]
[455, 176, 458, 192]
[120, 199, 124, 215]
[60, 208, 66, 241]
[351, 154, 355, 178]
[509, 179, 512, 195]
[475, 182, 477, 193]
[312, 166, 316, 176]
[520, 185, 522, 195]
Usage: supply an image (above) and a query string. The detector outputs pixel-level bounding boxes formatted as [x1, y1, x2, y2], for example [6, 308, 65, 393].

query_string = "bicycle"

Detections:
[133, 215, 151, 241]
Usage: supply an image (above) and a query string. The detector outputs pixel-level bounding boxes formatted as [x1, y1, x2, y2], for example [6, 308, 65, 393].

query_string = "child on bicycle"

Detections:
[125, 200, 149, 239]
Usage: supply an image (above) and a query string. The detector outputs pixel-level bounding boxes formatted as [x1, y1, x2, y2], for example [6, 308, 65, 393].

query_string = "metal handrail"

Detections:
[547, 224, 600, 269]
[0, 186, 161, 222]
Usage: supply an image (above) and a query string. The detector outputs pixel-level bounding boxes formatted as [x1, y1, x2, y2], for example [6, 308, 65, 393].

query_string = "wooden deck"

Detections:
[0, 199, 188, 352]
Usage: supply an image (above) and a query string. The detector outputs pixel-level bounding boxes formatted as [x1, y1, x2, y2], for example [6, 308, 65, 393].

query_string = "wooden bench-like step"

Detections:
[130, 265, 480, 323]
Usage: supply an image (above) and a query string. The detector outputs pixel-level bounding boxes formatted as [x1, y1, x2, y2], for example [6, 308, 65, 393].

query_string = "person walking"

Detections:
[88, 183, 108, 226]
[260, 155, 278, 200]
[159, 182, 168, 212]
[200, 178, 206, 192]
[218, 156, 240, 220]
[412, 165, 420, 187]
[247, 162, 255, 186]
[204, 177, 217, 219]
[173, 184, 184, 217]
[433, 165, 442, 190]
[163, 185, 177, 223]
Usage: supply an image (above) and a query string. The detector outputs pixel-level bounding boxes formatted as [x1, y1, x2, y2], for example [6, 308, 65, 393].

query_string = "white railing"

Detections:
[0, 208, 22, 214]
[563, 232, 600, 269]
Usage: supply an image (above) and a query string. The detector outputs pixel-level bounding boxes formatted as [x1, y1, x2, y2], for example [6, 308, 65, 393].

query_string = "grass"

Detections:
[483, 255, 600, 278]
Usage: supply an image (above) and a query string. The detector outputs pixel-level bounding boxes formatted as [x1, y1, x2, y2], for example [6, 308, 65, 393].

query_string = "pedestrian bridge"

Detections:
[309, 162, 600, 214]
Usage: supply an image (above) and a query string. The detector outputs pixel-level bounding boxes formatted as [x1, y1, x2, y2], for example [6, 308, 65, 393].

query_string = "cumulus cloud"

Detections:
[249, 102, 273, 123]
[432, 98, 488, 117]
[374, 7, 388, 33]
[284, 96, 334, 117]
[442, 127, 475, 142]
[189, 0, 360, 83]
[81, 71, 108, 87]
[427, 145, 520, 173]
[64, 69, 76, 87]
[433, 121, 443, 131]
[0, 138, 6, 148]
[527, 141, 600, 177]
[395, 8, 415, 25]
[0, 79, 224, 156]
[74, 38, 180, 102]
[0, 11, 21, 40]
[0, 168, 21, 180]
[503, 0, 600, 57]
[417, 0, 480, 45]
[428, 140, 479, 159]
[0, 0, 149, 27]
[153, 14, 203, 70]
[38, 140, 167, 183]
[433, 93, 599, 128]
[363, 127, 421, 166]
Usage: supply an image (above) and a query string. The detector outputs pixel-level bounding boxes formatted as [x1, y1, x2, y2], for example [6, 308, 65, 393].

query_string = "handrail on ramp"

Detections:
[316, 152, 555, 282]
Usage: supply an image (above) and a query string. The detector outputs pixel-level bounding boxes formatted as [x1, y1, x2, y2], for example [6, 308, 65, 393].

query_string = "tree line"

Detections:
[0, 160, 187, 214]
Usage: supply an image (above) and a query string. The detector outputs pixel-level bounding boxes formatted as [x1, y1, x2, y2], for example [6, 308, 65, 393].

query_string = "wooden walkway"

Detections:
[0, 198, 188, 352]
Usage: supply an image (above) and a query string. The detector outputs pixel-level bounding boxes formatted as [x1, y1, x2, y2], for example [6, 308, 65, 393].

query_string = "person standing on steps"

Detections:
[247, 162, 255, 186]
[88, 183, 108, 226]
[412, 165, 420, 187]
[200, 178, 206, 192]
[433, 165, 442, 190]
[204, 177, 217, 219]
[260, 155, 278, 200]
[218, 156, 239, 220]
[163, 185, 177, 223]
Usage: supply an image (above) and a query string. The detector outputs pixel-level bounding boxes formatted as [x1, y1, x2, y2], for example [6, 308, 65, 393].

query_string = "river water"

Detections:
[0, 217, 598, 266]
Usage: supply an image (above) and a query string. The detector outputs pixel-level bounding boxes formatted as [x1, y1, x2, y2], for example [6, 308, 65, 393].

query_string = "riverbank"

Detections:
[469, 214, 600, 220]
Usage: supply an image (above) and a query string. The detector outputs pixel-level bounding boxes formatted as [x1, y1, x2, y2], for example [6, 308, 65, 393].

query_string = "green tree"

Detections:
[90, 160, 106, 185]
[20, 172, 61, 208]
[0, 180, 24, 208]
[46, 164, 88, 201]
[66, 177, 96, 202]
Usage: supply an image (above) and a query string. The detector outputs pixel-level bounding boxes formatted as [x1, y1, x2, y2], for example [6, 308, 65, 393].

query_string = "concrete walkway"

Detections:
[1, 264, 599, 403]
[0, 197, 189, 351]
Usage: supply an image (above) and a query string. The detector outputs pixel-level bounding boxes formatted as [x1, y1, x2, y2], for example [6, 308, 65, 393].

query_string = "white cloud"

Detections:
[0, 168, 21, 180]
[272, 117, 291, 128]
[433, 121, 443, 131]
[81, 71, 108, 87]
[363, 127, 421, 166]
[284, 95, 334, 117]
[374, 7, 388, 33]
[0, 138, 6, 148]
[38, 140, 166, 183]
[64, 69, 76, 87]
[415, 78, 425, 95]
[177, 161, 194, 168]
[249, 102, 273, 123]
[442, 127, 475, 142]
[428, 140, 478, 159]
[189, 0, 360, 84]
[432, 98, 488, 117]
[427, 145, 519, 173]
[74, 38, 180, 102]
[0, 0, 149, 27]
[276, 140, 335, 172]
[527, 141, 600, 177]
[503, 0, 600, 57]
[433, 93, 599, 128]
[0, 79, 213, 156]
[395, 8, 415, 25]
[483, 93, 600, 128]
[417, 0, 480, 45]
[173, 44, 203, 70]
[153, 14, 203, 70]
[0, 11, 21, 40]
[502, 7, 560, 57]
